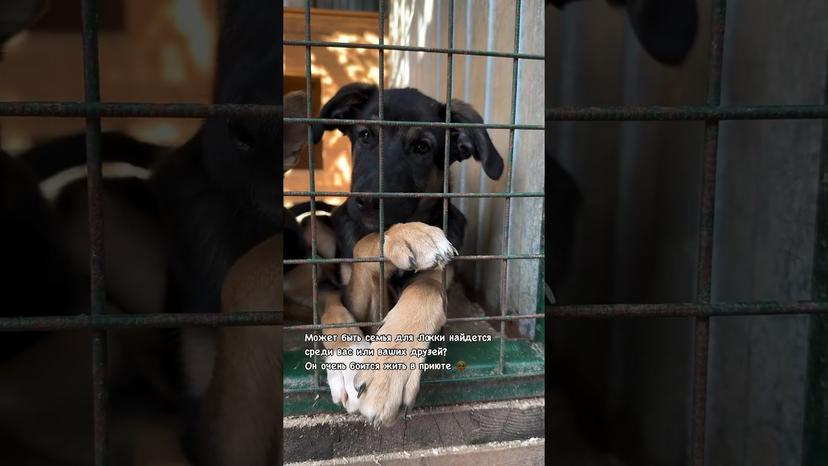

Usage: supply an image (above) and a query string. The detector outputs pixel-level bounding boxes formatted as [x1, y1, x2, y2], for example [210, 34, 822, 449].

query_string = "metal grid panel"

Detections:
[0, 0, 825, 464]
[282, 0, 546, 396]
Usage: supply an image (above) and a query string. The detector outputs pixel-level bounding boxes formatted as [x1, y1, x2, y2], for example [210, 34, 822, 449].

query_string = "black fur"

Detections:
[546, 156, 581, 292]
[150, 0, 281, 315]
[0, 150, 81, 359]
[548, 0, 698, 66]
[312, 84, 501, 259]
[149, 1, 282, 464]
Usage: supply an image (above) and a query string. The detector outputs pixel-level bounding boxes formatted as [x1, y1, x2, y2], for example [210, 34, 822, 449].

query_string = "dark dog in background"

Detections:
[0, 0, 285, 464]
[0, 150, 81, 357]
[549, 0, 698, 66]
[307, 83, 504, 426]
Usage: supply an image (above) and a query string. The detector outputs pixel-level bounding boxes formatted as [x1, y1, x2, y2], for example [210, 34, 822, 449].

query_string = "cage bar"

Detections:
[4, 102, 828, 121]
[802, 52, 828, 466]
[79, 0, 109, 464]
[282, 39, 544, 60]
[378, 0, 387, 319]
[691, 1, 727, 464]
[283, 253, 544, 265]
[497, 0, 523, 374]
[14, 298, 828, 332]
[441, 0, 455, 370]
[302, 0, 323, 389]
[284, 190, 544, 198]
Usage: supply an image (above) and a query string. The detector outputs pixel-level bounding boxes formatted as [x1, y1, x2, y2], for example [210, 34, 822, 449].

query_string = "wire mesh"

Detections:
[281, 2, 546, 421]
[3, 0, 828, 464]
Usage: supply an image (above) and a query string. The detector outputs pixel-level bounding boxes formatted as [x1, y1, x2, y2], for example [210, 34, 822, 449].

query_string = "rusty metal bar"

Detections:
[498, 0, 522, 374]
[283, 253, 543, 265]
[285, 190, 544, 198]
[80, 0, 108, 464]
[303, 0, 322, 389]
[0, 311, 282, 331]
[802, 51, 828, 466]
[441, 0, 455, 364]
[378, 0, 387, 320]
[8, 300, 828, 332]
[285, 116, 541, 129]
[3, 102, 828, 120]
[692, 1, 727, 464]
[547, 302, 828, 318]
[546, 105, 828, 121]
[282, 39, 544, 60]
[285, 313, 547, 332]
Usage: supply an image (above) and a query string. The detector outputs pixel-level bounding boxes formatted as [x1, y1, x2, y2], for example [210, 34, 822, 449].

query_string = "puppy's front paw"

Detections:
[384, 222, 457, 271]
[324, 340, 370, 414]
[352, 346, 423, 428]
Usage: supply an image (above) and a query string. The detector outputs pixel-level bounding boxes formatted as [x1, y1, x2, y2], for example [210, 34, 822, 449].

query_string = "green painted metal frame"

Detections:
[284, 335, 546, 416]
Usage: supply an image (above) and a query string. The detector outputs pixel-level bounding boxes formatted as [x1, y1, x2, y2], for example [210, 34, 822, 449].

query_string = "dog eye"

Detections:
[358, 129, 371, 143]
[413, 140, 430, 154]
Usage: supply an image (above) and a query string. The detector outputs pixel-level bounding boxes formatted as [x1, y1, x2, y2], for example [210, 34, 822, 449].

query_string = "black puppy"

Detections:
[149, 0, 282, 464]
[310, 84, 504, 426]
[312, 83, 503, 262]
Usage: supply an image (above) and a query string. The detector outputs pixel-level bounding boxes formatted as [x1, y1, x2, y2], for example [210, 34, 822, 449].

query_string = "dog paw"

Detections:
[384, 222, 457, 272]
[352, 356, 421, 428]
[325, 340, 370, 414]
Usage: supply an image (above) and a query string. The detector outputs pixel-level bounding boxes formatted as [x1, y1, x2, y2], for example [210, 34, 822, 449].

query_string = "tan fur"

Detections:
[220, 235, 280, 313]
[320, 291, 365, 351]
[354, 269, 446, 426]
[345, 232, 395, 323]
[182, 86, 309, 464]
[283, 263, 340, 310]
[184, 233, 282, 466]
[300, 216, 338, 260]
[345, 222, 455, 324]
[323, 222, 456, 426]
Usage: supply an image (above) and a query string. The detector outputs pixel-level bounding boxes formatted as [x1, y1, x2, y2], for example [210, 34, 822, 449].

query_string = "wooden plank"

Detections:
[283, 398, 545, 463]
[285, 438, 545, 466]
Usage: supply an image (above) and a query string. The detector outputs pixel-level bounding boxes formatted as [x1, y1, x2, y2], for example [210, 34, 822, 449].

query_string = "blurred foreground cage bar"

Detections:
[0, 0, 824, 465]
[546, 0, 828, 465]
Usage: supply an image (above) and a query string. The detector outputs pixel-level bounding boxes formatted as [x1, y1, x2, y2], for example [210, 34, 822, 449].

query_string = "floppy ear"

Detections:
[444, 99, 504, 180]
[311, 83, 377, 144]
[284, 90, 308, 171]
[622, 0, 697, 66]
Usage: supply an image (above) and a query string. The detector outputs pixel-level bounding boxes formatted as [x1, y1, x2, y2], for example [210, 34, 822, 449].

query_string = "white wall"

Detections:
[388, 0, 545, 336]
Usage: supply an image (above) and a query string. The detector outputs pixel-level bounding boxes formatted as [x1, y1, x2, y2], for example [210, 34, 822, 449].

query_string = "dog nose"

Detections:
[355, 196, 376, 210]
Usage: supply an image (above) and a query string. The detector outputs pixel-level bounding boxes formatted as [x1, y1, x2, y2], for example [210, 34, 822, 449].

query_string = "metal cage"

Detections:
[4, 0, 828, 465]
[281, 0, 547, 414]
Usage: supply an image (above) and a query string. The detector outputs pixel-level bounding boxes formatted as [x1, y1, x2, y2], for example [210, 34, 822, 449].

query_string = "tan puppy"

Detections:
[320, 223, 457, 427]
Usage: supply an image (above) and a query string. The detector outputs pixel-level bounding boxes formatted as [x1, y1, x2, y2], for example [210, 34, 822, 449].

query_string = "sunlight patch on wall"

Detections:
[169, 0, 213, 71]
